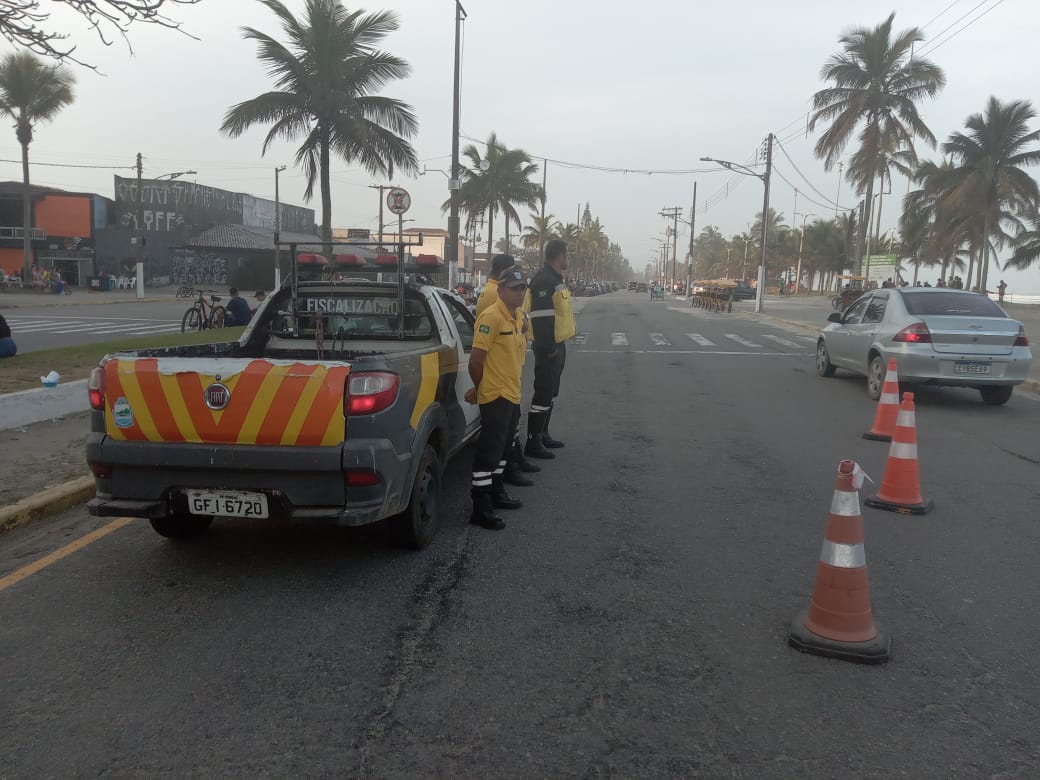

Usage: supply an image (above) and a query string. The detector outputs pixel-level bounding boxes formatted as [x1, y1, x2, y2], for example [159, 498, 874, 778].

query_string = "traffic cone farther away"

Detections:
[863, 358, 900, 441]
[789, 459, 891, 664]
[865, 392, 933, 515]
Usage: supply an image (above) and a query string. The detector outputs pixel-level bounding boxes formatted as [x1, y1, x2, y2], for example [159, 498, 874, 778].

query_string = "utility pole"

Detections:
[369, 184, 395, 250]
[134, 151, 144, 299]
[273, 165, 286, 290]
[686, 182, 696, 298]
[539, 158, 547, 262]
[446, 0, 467, 292]
[794, 211, 815, 296]
[835, 160, 844, 219]
[660, 206, 681, 292]
[755, 133, 774, 313]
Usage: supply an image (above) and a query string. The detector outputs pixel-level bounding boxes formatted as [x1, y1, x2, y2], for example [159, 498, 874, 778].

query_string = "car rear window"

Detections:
[275, 292, 435, 340]
[901, 291, 1006, 317]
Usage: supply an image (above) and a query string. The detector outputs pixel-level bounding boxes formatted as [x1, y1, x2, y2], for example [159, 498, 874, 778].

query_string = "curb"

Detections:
[0, 295, 167, 310]
[0, 476, 95, 535]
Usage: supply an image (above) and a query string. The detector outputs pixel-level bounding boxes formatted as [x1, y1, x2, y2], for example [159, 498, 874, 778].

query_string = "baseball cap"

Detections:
[498, 269, 528, 288]
[490, 254, 516, 275]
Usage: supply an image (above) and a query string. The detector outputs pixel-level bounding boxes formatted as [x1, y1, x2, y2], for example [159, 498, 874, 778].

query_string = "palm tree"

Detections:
[521, 212, 559, 256]
[1006, 211, 1040, 271]
[939, 97, 1040, 292]
[809, 13, 945, 274]
[221, 0, 419, 252]
[0, 52, 75, 280]
[451, 133, 542, 260]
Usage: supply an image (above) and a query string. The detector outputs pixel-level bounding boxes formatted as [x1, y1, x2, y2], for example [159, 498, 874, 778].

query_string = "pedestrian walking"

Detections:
[524, 239, 575, 459]
[476, 254, 540, 486]
[0, 312, 16, 357]
[466, 268, 530, 530]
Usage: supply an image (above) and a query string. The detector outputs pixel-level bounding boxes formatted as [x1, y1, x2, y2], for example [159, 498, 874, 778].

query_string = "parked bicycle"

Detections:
[181, 290, 226, 332]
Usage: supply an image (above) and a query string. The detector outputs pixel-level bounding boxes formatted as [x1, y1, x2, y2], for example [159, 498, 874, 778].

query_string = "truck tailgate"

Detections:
[102, 357, 350, 446]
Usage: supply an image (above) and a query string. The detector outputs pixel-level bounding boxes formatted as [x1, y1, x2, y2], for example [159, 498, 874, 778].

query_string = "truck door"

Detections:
[436, 292, 481, 439]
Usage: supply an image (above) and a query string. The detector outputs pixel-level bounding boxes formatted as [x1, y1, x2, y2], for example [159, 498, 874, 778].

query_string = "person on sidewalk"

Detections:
[524, 239, 575, 459]
[224, 288, 253, 327]
[998, 280, 1007, 304]
[465, 268, 529, 530]
[0, 313, 16, 357]
[477, 254, 540, 486]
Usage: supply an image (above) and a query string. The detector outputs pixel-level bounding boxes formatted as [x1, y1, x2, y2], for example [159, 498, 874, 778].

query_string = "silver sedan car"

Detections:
[816, 288, 1032, 405]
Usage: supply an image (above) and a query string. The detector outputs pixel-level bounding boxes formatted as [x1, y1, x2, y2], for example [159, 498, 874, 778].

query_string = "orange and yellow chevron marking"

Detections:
[104, 358, 350, 446]
[410, 352, 441, 430]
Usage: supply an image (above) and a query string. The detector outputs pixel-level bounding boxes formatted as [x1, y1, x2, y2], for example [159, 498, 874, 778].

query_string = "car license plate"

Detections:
[186, 489, 269, 518]
[954, 361, 991, 375]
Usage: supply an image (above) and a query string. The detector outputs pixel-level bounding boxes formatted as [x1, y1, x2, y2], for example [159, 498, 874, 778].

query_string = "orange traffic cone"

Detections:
[789, 459, 891, 664]
[863, 358, 901, 441]
[865, 392, 933, 515]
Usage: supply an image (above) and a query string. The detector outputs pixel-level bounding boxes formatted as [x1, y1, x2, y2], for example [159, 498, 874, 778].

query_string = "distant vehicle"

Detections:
[731, 281, 755, 300]
[627, 281, 638, 290]
[635, 282, 648, 293]
[816, 288, 1032, 405]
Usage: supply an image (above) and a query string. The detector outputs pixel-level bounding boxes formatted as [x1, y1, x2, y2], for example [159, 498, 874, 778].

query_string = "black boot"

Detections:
[502, 462, 534, 487]
[513, 437, 540, 473]
[524, 412, 555, 460]
[491, 476, 523, 510]
[470, 492, 505, 530]
[543, 408, 565, 449]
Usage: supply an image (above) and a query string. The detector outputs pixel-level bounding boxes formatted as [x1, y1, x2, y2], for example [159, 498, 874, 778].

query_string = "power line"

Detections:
[771, 164, 848, 214]
[920, 0, 966, 29]
[0, 158, 133, 170]
[916, 0, 1007, 58]
[773, 137, 853, 211]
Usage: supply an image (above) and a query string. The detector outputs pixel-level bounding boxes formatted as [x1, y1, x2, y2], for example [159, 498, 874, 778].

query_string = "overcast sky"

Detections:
[3, 0, 1038, 292]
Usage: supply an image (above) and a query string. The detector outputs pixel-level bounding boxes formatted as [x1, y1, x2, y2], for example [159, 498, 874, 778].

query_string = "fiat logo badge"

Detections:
[204, 382, 230, 410]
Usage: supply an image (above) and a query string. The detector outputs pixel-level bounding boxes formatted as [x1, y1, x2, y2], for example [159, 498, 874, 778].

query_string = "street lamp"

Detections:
[794, 211, 815, 296]
[701, 135, 774, 313]
[154, 170, 196, 180]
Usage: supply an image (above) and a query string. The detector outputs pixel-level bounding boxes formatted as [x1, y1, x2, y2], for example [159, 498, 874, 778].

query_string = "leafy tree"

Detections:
[1, 0, 200, 68]
[802, 218, 848, 290]
[221, 0, 419, 253]
[694, 226, 727, 278]
[1006, 211, 1040, 272]
[939, 97, 1040, 292]
[521, 212, 559, 257]
[809, 13, 945, 274]
[0, 51, 75, 280]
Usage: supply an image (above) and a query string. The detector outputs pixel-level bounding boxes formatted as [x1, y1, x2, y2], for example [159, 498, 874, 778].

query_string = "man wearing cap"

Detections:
[476, 254, 540, 487]
[465, 268, 529, 530]
[524, 239, 575, 459]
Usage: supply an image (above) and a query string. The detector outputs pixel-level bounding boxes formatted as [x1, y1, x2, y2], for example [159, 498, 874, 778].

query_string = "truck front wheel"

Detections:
[390, 445, 441, 549]
[149, 515, 213, 540]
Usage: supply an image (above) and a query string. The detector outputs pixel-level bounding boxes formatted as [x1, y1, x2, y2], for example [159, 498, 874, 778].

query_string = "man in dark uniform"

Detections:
[524, 239, 575, 459]
[465, 268, 529, 530]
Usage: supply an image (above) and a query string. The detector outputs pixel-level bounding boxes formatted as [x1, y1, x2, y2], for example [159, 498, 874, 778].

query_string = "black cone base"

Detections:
[788, 610, 891, 665]
[864, 495, 933, 515]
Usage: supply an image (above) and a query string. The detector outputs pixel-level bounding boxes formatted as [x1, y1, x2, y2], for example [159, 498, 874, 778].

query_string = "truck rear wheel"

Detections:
[390, 445, 441, 549]
[149, 515, 213, 540]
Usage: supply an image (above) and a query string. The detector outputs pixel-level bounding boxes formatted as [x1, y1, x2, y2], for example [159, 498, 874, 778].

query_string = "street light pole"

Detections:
[274, 164, 286, 290]
[446, 0, 467, 293]
[794, 211, 815, 296]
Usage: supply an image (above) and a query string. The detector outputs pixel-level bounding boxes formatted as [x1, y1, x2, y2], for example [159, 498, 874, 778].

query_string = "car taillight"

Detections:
[1014, 325, 1029, 347]
[88, 366, 105, 410]
[345, 372, 399, 415]
[89, 461, 113, 478]
[893, 322, 932, 343]
[344, 469, 382, 487]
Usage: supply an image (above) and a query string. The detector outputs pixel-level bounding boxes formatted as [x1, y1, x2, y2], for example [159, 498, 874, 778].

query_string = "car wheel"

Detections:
[149, 515, 213, 540]
[816, 340, 836, 377]
[867, 354, 886, 400]
[390, 444, 441, 549]
[979, 385, 1013, 405]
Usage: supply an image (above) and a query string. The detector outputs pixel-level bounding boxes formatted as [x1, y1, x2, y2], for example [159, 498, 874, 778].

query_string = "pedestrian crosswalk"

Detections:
[570, 330, 816, 354]
[4, 315, 182, 336]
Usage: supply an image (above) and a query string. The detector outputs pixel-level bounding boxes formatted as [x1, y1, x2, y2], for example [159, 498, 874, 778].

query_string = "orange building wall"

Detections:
[0, 247, 22, 275]
[35, 194, 91, 238]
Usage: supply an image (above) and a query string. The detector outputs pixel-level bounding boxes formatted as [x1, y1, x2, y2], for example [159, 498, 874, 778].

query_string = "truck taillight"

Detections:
[1014, 325, 1029, 347]
[89, 366, 105, 410]
[345, 372, 399, 415]
[893, 322, 932, 343]
[345, 469, 382, 487]
[89, 461, 112, 478]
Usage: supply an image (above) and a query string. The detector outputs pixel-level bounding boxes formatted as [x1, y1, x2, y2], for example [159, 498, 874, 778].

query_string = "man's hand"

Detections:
[464, 387, 477, 404]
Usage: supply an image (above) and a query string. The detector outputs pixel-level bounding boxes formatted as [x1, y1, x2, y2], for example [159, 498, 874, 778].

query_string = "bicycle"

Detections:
[181, 290, 226, 332]
[175, 284, 196, 299]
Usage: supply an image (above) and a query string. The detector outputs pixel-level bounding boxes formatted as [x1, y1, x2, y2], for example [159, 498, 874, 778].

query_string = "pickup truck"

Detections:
[86, 275, 481, 548]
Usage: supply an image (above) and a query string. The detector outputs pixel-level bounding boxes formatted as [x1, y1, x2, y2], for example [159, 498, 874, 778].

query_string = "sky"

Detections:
[3, 0, 1038, 293]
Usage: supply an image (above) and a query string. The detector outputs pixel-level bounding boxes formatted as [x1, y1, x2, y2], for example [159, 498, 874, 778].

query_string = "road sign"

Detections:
[386, 187, 411, 215]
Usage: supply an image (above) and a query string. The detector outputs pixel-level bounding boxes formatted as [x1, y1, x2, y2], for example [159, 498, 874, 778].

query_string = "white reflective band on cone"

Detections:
[896, 409, 915, 427]
[880, 393, 900, 404]
[830, 489, 861, 517]
[889, 442, 918, 460]
[820, 540, 866, 568]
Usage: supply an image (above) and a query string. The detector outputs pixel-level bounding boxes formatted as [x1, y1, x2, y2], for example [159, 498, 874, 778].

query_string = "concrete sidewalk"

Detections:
[0, 285, 174, 309]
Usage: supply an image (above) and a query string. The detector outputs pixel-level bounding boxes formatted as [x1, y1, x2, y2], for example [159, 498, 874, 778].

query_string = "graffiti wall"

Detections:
[241, 194, 314, 234]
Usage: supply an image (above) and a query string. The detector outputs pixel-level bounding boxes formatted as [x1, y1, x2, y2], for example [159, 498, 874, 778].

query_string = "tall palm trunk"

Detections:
[965, 249, 975, 290]
[856, 172, 876, 276]
[486, 203, 495, 263]
[20, 138, 31, 281]
[979, 212, 991, 293]
[319, 130, 332, 259]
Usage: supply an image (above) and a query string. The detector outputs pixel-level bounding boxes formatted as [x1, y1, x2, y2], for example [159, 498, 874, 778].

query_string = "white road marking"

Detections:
[649, 332, 671, 346]
[611, 332, 629, 346]
[724, 334, 761, 347]
[762, 334, 804, 349]
[575, 349, 805, 356]
[686, 333, 715, 346]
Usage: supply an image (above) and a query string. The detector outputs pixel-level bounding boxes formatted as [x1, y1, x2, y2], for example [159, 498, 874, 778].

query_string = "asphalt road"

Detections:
[2, 290, 1039, 776]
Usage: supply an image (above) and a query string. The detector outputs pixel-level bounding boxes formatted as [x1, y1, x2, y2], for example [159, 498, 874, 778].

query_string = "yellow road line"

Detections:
[0, 517, 134, 593]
